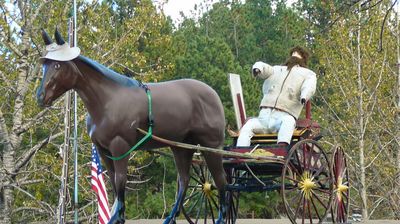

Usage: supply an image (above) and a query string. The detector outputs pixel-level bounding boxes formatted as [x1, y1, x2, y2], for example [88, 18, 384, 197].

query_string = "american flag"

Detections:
[91, 145, 111, 224]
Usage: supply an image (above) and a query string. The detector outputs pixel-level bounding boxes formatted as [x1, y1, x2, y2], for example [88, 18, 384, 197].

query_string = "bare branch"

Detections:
[12, 206, 50, 215]
[11, 184, 55, 216]
[12, 130, 63, 176]
[15, 108, 51, 135]
[16, 179, 45, 186]
[365, 138, 393, 169]
[129, 154, 155, 171]
[127, 178, 152, 184]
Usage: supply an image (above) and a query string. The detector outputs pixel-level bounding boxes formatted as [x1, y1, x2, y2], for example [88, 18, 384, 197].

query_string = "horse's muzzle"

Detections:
[36, 90, 49, 107]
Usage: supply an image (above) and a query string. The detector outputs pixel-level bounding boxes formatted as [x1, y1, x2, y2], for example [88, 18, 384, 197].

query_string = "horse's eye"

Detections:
[54, 63, 61, 70]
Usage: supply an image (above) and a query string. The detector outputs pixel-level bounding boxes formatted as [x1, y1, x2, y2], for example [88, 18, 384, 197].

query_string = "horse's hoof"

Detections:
[216, 219, 225, 224]
[108, 215, 125, 224]
[108, 220, 125, 224]
[163, 216, 176, 224]
[216, 212, 226, 224]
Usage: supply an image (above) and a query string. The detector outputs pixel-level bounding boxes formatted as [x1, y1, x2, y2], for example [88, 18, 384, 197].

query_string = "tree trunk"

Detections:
[357, 8, 368, 219]
[396, 2, 400, 218]
[0, 2, 32, 221]
[1, 148, 14, 224]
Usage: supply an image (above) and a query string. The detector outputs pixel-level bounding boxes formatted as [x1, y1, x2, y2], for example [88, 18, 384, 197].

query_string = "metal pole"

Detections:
[72, 0, 79, 223]
[57, 45, 72, 223]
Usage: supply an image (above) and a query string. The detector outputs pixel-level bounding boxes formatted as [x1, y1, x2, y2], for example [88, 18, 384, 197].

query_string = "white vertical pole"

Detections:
[72, 0, 79, 223]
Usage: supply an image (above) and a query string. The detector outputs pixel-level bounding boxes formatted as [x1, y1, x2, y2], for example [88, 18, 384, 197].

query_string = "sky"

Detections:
[160, 0, 297, 24]
[161, 0, 212, 23]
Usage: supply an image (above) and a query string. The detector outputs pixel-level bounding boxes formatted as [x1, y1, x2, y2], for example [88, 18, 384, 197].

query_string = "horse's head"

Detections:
[36, 29, 81, 107]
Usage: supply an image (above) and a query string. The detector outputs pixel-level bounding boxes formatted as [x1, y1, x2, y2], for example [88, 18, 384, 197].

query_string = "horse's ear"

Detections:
[41, 28, 53, 45]
[54, 27, 66, 45]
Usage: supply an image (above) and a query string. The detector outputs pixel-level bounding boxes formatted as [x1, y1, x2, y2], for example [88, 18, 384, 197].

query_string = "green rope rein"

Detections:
[106, 89, 153, 161]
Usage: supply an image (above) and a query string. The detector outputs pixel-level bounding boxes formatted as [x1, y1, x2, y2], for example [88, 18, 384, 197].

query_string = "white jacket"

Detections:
[252, 61, 317, 119]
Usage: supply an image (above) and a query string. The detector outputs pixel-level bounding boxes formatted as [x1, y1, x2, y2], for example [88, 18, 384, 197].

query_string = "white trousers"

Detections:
[236, 108, 296, 146]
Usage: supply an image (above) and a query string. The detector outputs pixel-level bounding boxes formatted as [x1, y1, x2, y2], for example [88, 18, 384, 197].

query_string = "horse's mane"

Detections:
[78, 55, 142, 88]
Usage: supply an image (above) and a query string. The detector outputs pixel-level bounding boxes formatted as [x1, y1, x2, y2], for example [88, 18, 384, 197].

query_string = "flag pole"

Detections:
[57, 59, 71, 224]
[71, 0, 79, 223]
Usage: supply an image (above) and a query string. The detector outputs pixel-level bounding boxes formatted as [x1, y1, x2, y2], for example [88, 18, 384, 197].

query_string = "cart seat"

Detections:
[228, 118, 320, 145]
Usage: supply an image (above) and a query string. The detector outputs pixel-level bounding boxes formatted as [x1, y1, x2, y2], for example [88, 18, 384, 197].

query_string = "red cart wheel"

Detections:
[331, 146, 350, 223]
[282, 139, 334, 224]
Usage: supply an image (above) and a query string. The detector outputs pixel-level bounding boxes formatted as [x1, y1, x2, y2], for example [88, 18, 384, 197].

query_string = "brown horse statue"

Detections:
[36, 29, 227, 224]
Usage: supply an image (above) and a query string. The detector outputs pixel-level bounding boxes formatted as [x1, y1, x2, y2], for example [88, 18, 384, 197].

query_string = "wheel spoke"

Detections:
[339, 200, 346, 220]
[184, 191, 201, 201]
[204, 196, 208, 224]
[310, 195, 322, 220]
[311, 191, 329, 210]
[307, 199, 313, 224]
[210, 194, 219, 210]
[293, 193, 304, 220]
[294, 150, 304, 173]
[192, 165, 202, 179]
[338, 166, 347, 179]
[314, 187, 331, 195]
[188, 184, 203, 189]
[311, 163, 326, 179]
[286, 186, 300, 191]
[341, 191, 349, 201]
[187, 192, 203, 214]
[289, 162, 303, 177]
[199, 165, 207, 181]
[207, 199, 216, 224]
[289, 190, 303, 211]
[307, 145, 314, 170]
[302, 195, 307, 224]
[284, 175, 301, 184]
[195, 194, 205, 222]
[191, 176, 204, 186]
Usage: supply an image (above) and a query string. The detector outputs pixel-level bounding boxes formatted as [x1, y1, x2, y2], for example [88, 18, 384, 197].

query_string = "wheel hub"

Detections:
[299, 171, 316, 199]
[203, 181, 212, 197]
[336, 177, 348, 201]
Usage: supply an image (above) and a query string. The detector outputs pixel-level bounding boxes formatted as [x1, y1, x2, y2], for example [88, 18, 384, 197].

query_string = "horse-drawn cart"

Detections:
[175, 127, 349, 224]
[141, 75, 350, 224]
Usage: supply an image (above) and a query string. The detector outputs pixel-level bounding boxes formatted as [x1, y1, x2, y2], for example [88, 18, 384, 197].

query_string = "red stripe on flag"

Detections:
[91, 147, 110, 223]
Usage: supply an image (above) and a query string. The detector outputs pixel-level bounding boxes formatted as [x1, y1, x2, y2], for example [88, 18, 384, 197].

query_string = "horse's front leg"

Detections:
[107, 136, 129, 224]
[97, 145, 118, 213]
[163, 148, 194, 224]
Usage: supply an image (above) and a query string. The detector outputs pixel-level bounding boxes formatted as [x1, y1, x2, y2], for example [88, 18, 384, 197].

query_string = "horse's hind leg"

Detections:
[203, 151, 227, 224]
[202, 152, 227, 189]
[164, 147, 194, 224]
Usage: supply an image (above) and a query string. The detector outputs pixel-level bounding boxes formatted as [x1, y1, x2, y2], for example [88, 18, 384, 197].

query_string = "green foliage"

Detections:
[237, 191, 282, 219]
